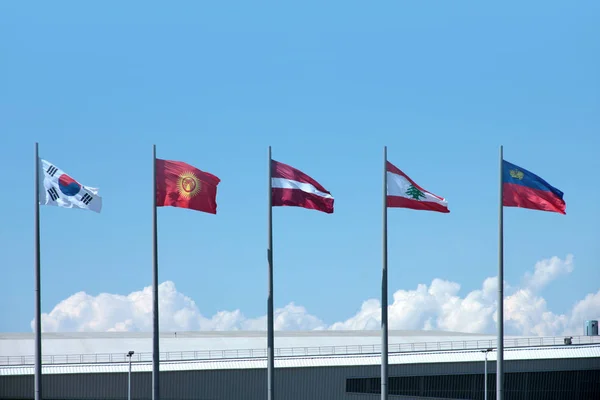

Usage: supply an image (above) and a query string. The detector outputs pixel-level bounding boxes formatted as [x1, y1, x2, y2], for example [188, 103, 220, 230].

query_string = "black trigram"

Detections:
[47, 165, 58, 177]
[48, 187, 59, 201]
[81, 193, 93, 205]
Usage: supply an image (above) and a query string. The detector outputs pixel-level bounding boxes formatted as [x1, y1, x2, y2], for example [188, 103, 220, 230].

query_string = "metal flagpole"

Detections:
[381, 145, 388, 400]
[152, 144, 160, 400]
[127, 351, 134, 400]
[267, 145, 275, 400]
[497, 145, 504, 400]
[34, 142, 42, 400]
[484, 350, 489, 400]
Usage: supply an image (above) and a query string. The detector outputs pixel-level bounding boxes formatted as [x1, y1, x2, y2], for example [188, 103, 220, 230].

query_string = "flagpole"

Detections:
[497, 145, 504, 400]
[152, 144, 160, 400]
[381, 145, 388, 400]
[34, 142, 42, 400]
[267, 145, 275, 400]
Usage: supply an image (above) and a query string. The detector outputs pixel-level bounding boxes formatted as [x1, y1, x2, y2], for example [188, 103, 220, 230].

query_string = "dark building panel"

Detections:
[346, 369, 600, 400]
[1, 357, 599, 400]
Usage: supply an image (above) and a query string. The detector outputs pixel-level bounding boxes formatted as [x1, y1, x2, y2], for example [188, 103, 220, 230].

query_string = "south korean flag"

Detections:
[39, 159, 102, 213]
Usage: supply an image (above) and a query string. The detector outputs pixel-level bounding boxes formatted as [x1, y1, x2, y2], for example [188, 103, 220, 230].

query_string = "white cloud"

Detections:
[328, 277, 497, 333]
[523, 254, 574, 291]
[37, 282, 326, 333]
[36, 254, 599, 337]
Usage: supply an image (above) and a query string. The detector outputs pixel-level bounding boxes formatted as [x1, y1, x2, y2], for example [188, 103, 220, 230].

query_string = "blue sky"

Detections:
[0, 1, 598, 333]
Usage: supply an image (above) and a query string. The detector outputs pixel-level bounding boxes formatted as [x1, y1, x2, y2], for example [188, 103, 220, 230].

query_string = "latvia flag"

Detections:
[386, 161, 449, 213]
[271, 160, 334, 213]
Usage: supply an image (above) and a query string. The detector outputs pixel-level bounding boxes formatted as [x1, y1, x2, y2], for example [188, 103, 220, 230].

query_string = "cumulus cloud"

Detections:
[36, 254, 599, 336]
[37, 282, 326, 332]
[523, 254, 574, 291]
[329, 277, 497, 333]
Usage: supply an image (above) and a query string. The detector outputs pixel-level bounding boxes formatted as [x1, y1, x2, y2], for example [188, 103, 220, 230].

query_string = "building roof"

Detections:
[0, 330, 496, 361]
[0, 329, 488, 339]
[2, 330, 599, 370]
[2, 344, 599, 376]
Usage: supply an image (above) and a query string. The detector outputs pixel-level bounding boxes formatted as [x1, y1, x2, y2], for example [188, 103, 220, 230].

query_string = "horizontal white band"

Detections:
[387, 171, 447, 206]
[272, 178, 333, 199]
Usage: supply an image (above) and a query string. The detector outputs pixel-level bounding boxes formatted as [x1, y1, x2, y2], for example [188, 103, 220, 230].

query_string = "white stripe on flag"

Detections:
[387, 171, 447, 206]
[272, 177, 333, 199]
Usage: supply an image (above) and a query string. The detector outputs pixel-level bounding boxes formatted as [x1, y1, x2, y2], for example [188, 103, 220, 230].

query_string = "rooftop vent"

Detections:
[585, 320, 598, 336]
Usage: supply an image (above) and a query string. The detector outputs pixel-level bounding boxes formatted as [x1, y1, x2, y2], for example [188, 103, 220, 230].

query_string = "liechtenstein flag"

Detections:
[502, 160, 566, 214]
[39, 159, 102, 213]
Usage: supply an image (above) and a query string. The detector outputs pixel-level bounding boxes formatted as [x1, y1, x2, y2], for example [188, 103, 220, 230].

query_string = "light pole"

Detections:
[127, 351, 135, 400]
[482, 348, 492, 400]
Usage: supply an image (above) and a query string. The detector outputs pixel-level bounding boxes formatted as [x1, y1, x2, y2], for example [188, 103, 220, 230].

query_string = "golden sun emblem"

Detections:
[509, 169, 524, 180]
[177, 171, 201, 199]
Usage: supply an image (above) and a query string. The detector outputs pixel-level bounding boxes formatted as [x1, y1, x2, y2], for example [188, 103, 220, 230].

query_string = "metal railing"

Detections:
[1, 334, 599, 366]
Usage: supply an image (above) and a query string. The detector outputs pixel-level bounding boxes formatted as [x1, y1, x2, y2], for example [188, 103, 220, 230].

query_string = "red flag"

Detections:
[271, 159, 334, 213]
[156, 159, 220, 214]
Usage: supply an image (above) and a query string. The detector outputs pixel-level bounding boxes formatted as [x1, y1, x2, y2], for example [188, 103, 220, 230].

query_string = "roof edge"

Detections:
[0, 329, 496, 339]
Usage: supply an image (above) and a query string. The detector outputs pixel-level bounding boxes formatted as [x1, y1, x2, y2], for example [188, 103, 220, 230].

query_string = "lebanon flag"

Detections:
[271, 159, 334, 213]
[39, 159, 102, 213]
[156, 159, 220, 214]
[386, 161, 449, 213]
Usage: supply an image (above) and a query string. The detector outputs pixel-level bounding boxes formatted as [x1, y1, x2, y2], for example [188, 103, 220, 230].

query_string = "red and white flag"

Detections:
[387, 161, 449, 213]
[271, 159, 334, 213]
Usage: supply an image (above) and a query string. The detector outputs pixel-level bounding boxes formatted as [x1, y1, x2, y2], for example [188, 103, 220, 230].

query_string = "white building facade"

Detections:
[1, 331, 599, 400]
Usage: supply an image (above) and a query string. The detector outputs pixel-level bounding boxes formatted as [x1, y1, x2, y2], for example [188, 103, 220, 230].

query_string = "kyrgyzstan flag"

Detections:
[386, 161, 449, 213]
[156, 159, 221, 214]
[271, 159, 334, 213]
